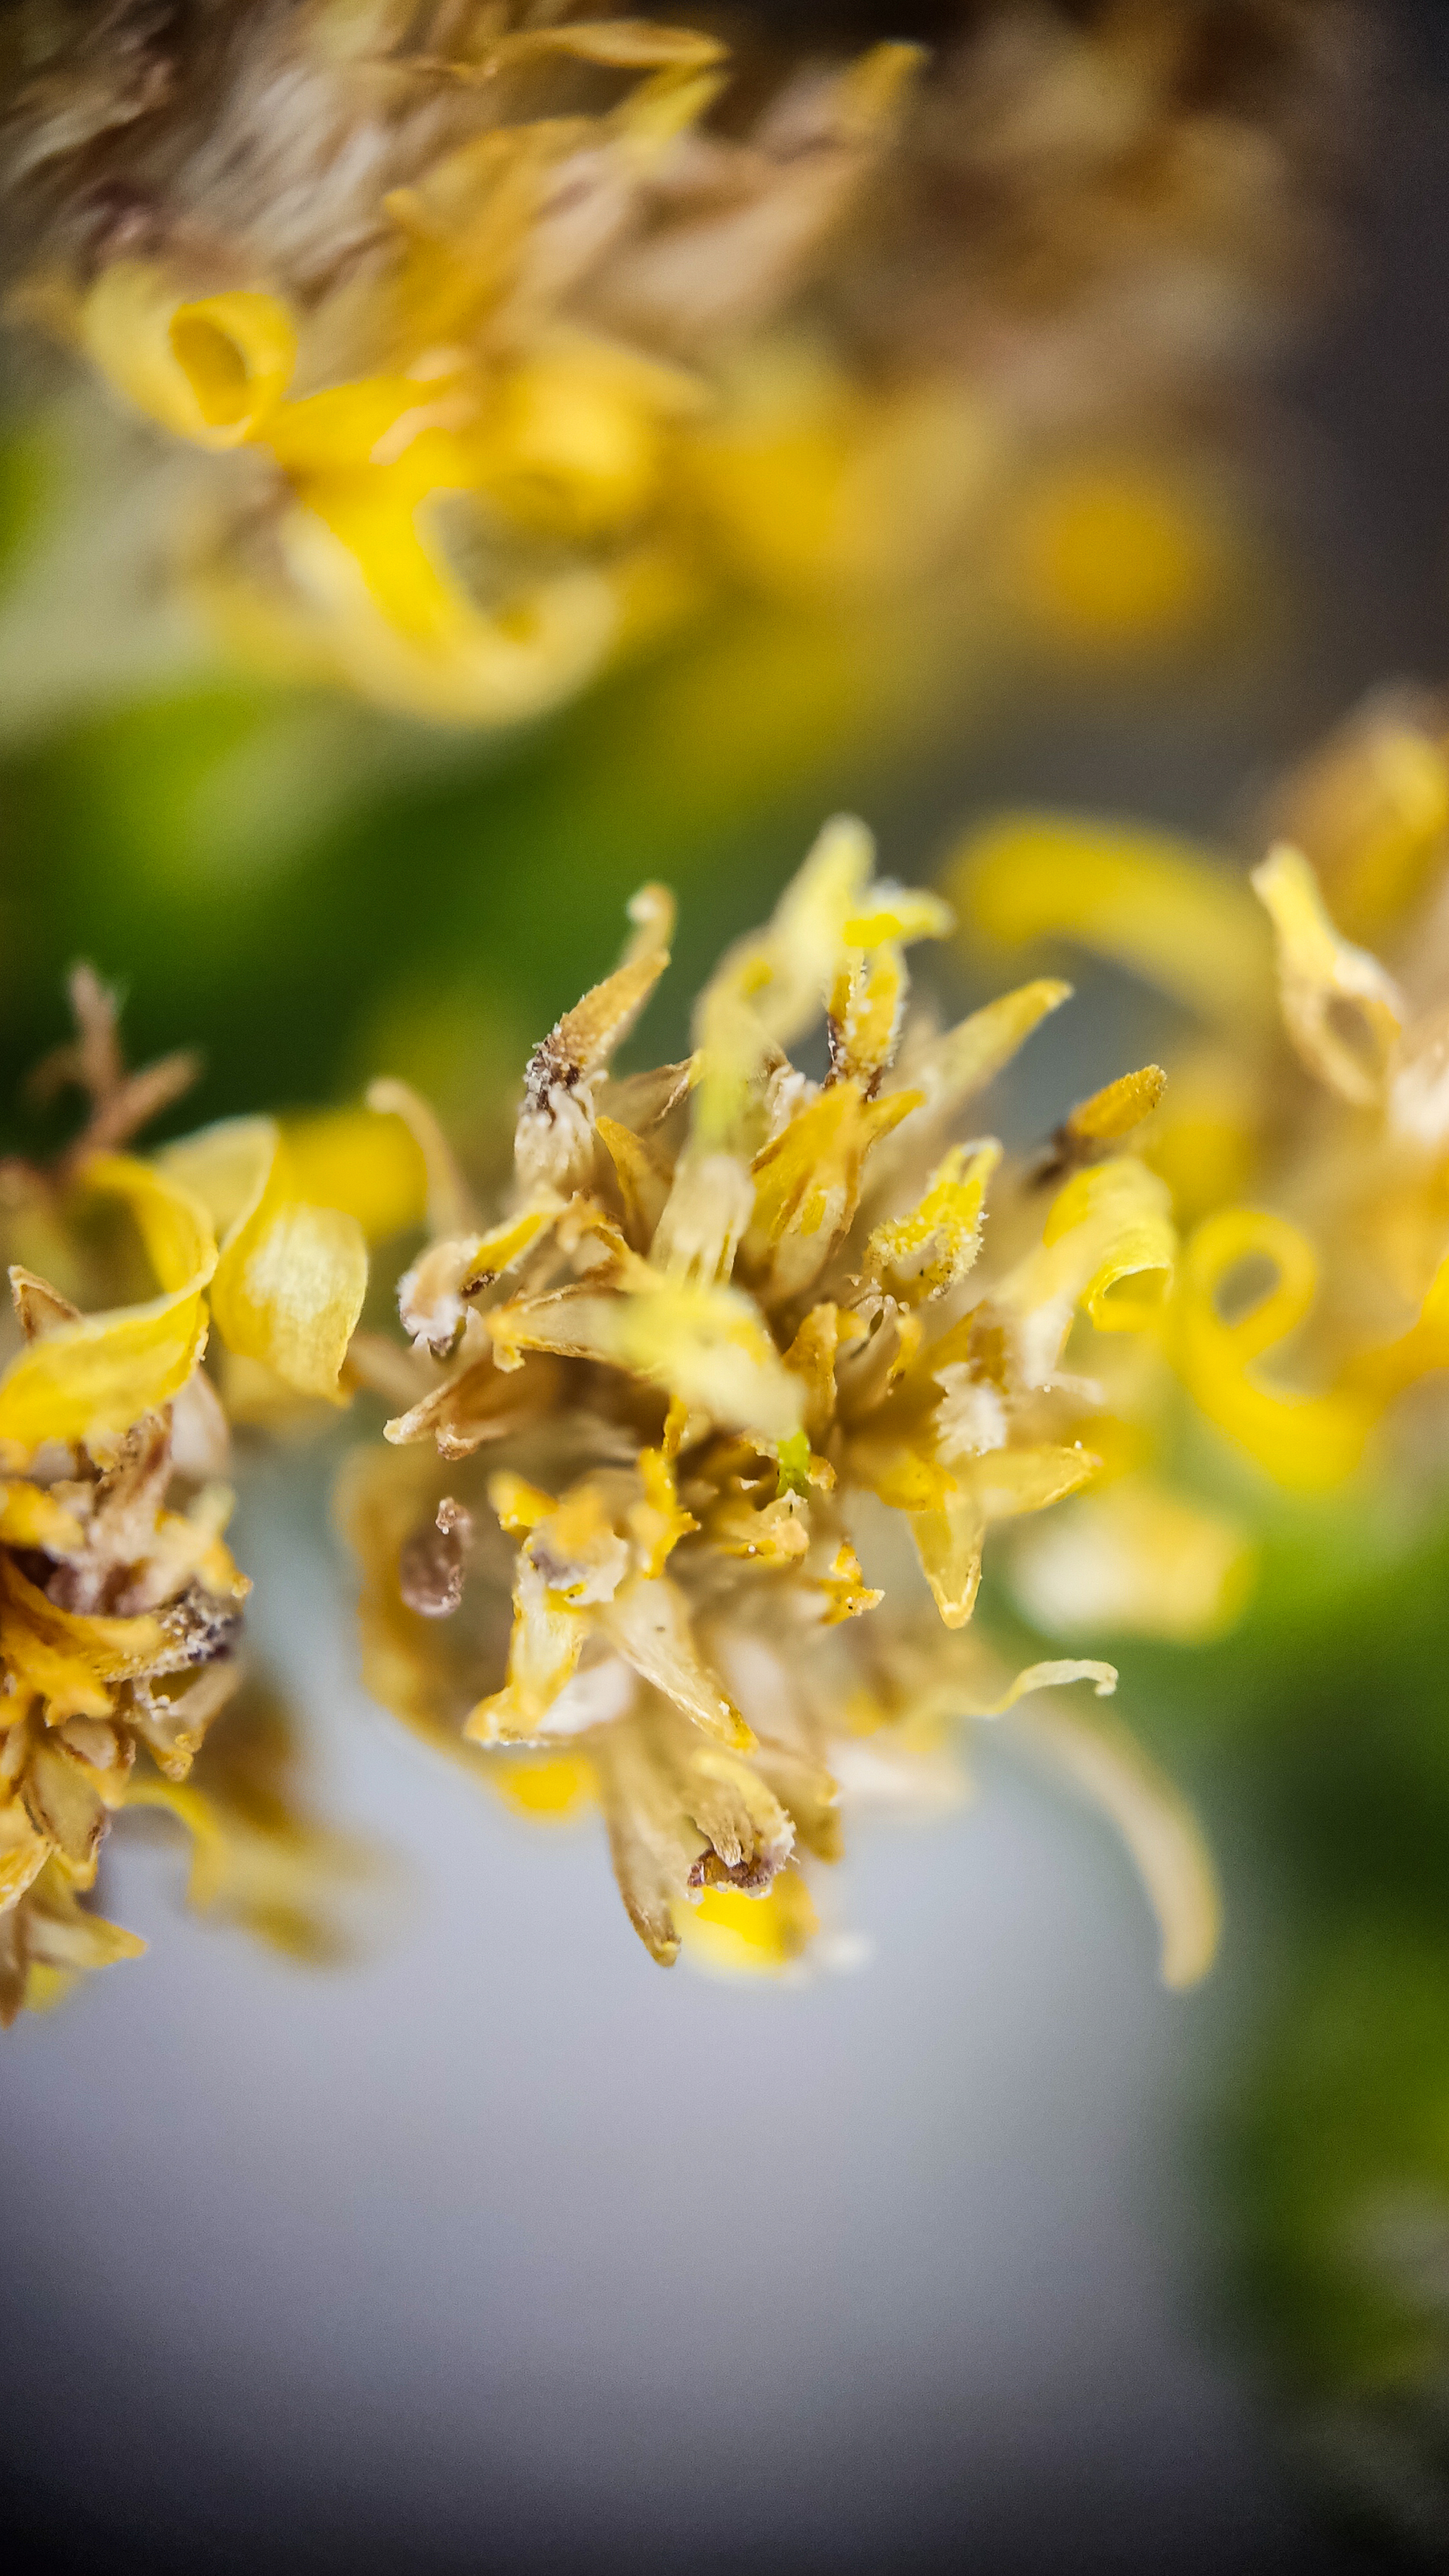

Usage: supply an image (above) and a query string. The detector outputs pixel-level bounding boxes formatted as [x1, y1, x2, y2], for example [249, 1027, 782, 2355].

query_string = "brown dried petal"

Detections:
[9, 1267, 82, 1343]
[22, 1740, 108, 1880]
[130, 1658, 242, 1780]
[0, 1905, 26, 2028]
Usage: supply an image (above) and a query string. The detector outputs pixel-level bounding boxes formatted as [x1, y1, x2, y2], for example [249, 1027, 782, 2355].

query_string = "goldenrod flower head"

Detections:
[946, 686, 1449, 1645]
[3, 1, 1359, 729]
[9, 4, 926, 720]
[0, 969, 384, 2022]
[345, 816, 1218, 1982]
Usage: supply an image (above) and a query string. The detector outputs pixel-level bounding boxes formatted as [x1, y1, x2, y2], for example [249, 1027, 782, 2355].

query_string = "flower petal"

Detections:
[951, 812, 1271, 1022]
[1005, 1695, 1220, 1989]
[170, 1118, 367, 1401]
[81, 264, 296, 449]
[1252, 841, 1404, 1105]
[0, 1155, 216, 1450]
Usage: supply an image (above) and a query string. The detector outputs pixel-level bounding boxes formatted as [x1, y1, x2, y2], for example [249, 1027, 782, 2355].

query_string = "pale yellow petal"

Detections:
[911, 1498, 984, 1629]
[0, 1155, 216, 1450]
[214, 1196, 367, 1404]
[1251, 841, 1404, 1105]
[603, 1574, 752, 1750]
[1044, 1157, 1176, 1333]
[1007, 1697, 1220, 1989]
[1012, 1483, 1254, 1643]
[950, 813, 1271, 1021]
[465, 1557, 587, 1745]
[184, 1119, 369, 1402]
[283, 1107, 428, 1244]
[487, 1275, 803, 1444]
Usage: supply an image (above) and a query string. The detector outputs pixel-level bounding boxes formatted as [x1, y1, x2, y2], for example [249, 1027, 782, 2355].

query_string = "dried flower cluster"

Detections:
[1, 0, 1359, 728]
[11, 674, 1449, 2020]
[344, 816, 1218, 1980]
[0, 972, 397, 2021]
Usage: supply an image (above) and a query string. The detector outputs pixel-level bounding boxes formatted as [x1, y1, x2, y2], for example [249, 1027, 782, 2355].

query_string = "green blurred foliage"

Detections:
[0, 586, 996, 1148]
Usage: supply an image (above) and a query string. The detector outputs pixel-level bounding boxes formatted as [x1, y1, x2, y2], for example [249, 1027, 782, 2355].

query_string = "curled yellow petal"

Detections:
[169, 1118, 367, 1403]
[468, 340, 699, 541]
[982, 1157, 1173, 1385]
[265, 375, 466, 477]
[1251, 842, 1404, 1105]
[1006, 1696, 1220, 1989]
[0, 1154, 216, 1451]
[966, 1657, 1119, 1717]
[1043, 1157, 1175, 1333]
[81, 263, 296, 449]
[1175, 1207, 1372, 1489]
[277, 485, 619, 727]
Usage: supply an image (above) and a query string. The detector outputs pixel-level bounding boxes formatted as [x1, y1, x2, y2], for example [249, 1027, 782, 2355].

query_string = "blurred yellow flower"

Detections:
[946, 686, 1449, 1631]
[4, 0, 1358, 734]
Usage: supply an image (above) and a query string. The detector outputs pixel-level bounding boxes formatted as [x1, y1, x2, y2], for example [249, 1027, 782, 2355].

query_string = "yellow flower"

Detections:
[0, 1240, 250, 2024]
[345, 816, 1216, 1982]
[0, 969, 386, 2021]
[945, 686, 1449, 1631]
[5, 1, 1355, 731]
[34, 11, 925, 723]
